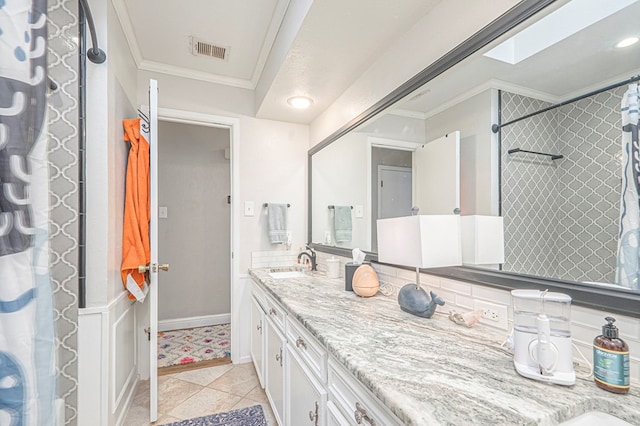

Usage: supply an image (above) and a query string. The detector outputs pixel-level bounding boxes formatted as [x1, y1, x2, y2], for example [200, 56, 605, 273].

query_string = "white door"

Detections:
[413, 131, 460, 215]
[148, 78, 160, 422]
[378, 165, 412, 219]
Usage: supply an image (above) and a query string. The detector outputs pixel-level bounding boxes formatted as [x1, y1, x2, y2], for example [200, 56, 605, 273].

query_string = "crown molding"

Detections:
[139, 60, 255, 89]
[386, 108, 427, 120]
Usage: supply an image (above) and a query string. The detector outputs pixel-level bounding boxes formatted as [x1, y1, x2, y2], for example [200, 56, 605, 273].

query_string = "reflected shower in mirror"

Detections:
[309, 0, 640, 291]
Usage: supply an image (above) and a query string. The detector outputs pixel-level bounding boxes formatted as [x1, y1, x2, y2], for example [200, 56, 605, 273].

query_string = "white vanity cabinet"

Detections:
[250, 296, 265, 387]
[286, 344, 327, 425]
[328, 359, 403, 426]
[265, 301, 287, 425]
[250, 278, 401, 426]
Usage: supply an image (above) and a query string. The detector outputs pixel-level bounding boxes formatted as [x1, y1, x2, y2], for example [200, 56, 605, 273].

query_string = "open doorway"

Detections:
[156, 120, 231, 374]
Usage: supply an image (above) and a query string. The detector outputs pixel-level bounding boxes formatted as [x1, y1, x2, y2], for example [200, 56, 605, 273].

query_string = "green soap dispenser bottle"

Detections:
[593, 317, 630, 394]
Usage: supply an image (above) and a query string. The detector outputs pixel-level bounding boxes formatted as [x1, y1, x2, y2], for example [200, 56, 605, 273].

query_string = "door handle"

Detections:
[138, 263, 170, 273]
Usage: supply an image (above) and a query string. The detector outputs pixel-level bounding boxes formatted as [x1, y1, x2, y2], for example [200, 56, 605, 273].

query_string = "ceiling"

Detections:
[391, 0, 640, 118]
[116, 0, 442, 123]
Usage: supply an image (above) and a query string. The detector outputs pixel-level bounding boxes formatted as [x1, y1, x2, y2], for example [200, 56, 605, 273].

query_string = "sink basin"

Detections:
[560, 411, 634, 425]
[268, 271, 307, 279]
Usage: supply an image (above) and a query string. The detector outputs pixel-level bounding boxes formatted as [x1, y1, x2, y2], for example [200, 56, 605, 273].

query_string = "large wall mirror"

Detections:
[309, 0, 640, 316]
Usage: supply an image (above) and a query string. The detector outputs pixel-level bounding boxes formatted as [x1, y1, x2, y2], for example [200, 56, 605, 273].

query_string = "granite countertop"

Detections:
[248, 268, 640, 426]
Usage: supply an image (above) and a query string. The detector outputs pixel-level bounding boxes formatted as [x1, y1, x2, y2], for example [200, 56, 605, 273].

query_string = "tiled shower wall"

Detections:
[501, 92, 560, 279]
[48, 1, 79, 424]
[501, 88, 623, 284]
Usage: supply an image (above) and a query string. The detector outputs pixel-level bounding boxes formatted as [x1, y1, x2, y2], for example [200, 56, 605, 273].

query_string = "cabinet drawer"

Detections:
[264, 293, 286, 332]
[287, 317, 328, 383]
[328, 360, 402, 426]
[251, 280, 267, 308]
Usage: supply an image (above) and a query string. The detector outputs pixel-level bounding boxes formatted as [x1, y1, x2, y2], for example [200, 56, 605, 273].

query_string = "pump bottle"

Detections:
[593, 317, 630, 394]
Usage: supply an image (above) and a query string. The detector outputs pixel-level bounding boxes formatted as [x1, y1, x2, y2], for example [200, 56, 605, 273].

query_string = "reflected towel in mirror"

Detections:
[334, 205, 352, 242]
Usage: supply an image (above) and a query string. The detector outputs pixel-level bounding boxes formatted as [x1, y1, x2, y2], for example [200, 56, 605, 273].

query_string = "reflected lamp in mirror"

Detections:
[377, 215, 462, 318]
[461, 215, 505, 266]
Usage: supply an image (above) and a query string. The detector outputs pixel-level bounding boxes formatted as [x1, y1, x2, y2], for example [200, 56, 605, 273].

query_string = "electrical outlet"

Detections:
[473, 300, 508, 330]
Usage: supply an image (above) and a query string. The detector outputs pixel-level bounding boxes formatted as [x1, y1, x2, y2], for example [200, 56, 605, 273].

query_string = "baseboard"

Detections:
[235, 355, 252, 365]
[158, 313, 230, 332]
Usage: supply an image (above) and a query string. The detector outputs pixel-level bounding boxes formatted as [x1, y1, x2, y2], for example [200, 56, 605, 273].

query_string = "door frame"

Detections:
[156, 107, 241, 364]
[367, 137, 420, 250]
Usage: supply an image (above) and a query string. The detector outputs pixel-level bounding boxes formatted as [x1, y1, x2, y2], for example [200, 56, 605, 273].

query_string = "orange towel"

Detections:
[121, 118, 151, 300]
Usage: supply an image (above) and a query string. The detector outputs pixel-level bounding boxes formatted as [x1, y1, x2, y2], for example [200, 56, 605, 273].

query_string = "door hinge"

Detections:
[381, 180, 384, 187]
[144, 327, 151, 341]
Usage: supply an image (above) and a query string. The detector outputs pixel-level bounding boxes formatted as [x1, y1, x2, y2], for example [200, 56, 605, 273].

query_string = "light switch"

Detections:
[355, 205, 364, 218]
[244, 201, 255, 217]
[159, 206, 168, 219]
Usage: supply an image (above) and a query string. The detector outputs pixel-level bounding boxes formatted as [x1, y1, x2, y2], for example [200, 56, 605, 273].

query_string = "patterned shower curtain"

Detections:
[0, 0, 57, 425]
[616, 83, 640, 291]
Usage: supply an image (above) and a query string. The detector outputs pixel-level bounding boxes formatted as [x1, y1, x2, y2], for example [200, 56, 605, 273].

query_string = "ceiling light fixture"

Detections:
[287, 96, 314, 109]
[616, 37, 639, 48]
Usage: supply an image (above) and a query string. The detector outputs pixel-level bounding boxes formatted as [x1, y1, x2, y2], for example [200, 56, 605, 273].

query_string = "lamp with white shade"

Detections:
[377, 215, 462, 318]
[460, 215, 505, 266]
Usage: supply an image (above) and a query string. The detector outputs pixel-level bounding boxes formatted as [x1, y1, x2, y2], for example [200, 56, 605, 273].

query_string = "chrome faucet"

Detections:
[297, 245, 317, 271]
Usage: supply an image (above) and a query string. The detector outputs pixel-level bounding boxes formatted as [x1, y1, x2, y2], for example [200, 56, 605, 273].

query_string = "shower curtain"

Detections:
[0, 0, 57, 425]
[616, 83, 640, 291]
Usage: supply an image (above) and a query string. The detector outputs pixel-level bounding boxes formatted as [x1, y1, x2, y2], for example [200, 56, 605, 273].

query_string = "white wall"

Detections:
[80, 0, 140, 424]
[309, 0, 520, 146]
[85, 0, 138, 307]
[311, 132, 368, 249]
[136, 71, 309, 274]
[157, 121, 231, 322]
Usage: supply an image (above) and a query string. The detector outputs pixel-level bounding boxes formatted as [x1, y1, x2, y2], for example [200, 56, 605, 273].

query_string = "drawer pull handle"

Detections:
[275, 348, 282, 367]
[269, 308, 277, 315]
[309, 401, 319, 425]
[354, 402, 376, 425]
[296, 337, 307, 350]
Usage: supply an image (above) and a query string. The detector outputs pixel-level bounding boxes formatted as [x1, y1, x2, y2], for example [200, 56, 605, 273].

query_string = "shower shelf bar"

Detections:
[328, 205, 353, 209]
[508, 148, 563, 161]
[263, 203, 290, 208]
[492, 74, 640, 133]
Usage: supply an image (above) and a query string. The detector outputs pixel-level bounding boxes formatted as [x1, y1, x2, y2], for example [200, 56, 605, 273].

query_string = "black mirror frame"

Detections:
[307, 0, 640, 319]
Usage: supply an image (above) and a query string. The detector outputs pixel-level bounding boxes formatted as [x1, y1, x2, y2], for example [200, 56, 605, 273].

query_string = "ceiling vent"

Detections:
[189, 36, 229, 60]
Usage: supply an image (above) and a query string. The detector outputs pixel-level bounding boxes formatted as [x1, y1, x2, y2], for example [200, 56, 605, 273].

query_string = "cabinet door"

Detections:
[287, 345, 327, 426]
[265, 317, 286, 425]
[327, 401, 350, 426]
[250, 297, 265, 387]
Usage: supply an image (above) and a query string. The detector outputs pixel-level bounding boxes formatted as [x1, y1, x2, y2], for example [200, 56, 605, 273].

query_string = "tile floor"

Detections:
[123, 362, 277, 425]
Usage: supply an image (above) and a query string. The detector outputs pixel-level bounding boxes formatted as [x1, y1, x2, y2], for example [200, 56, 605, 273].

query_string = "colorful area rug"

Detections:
[158, 324, 231, 368]
[160, 404, 266, 426]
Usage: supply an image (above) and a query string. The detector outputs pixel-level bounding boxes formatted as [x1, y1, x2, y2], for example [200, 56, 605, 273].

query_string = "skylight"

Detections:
[483, 0, 638, 64]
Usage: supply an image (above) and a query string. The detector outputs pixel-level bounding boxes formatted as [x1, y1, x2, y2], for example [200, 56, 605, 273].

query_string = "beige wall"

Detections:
[158, 121, 231, 321]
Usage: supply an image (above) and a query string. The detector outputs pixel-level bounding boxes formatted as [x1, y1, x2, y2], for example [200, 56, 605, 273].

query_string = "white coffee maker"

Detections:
[510, 289, 575, 386]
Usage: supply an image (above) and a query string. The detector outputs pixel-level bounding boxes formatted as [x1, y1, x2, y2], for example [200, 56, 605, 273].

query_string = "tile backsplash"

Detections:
[309, 251, 640, 384]
[251, 249, 300, 268]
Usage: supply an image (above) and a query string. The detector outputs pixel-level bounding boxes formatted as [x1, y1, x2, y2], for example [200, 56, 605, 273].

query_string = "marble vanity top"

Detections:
[248, 268, 640, 426]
